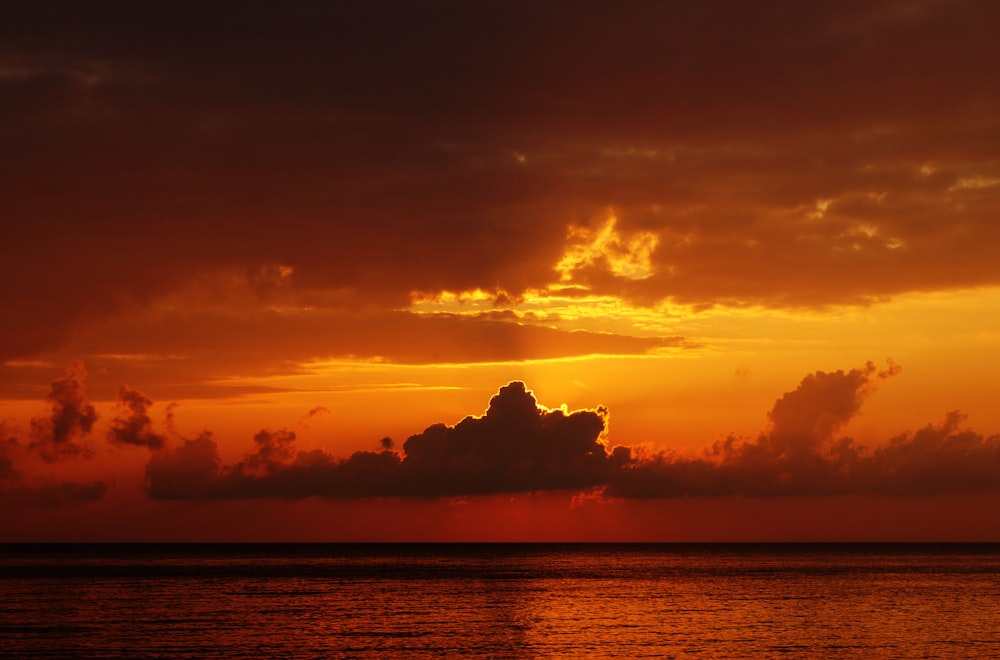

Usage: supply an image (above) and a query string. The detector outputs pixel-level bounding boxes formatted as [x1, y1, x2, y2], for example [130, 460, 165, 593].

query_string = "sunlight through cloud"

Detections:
[555, 215, 659, 282]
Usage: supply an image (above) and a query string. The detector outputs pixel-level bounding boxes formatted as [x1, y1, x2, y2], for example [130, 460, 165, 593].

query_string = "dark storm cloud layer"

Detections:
[3, 1, 1000, 360]
[143, 365, 1000, 501]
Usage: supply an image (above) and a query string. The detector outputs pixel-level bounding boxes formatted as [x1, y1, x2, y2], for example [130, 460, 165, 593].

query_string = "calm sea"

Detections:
[0, 543, 997, 658]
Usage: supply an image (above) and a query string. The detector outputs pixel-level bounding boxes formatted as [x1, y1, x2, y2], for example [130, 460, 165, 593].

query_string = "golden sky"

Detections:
[2, 1, 1000, 540]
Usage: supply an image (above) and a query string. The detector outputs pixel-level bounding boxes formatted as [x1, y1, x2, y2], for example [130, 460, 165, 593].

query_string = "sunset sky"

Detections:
[2, 1, 999, 541]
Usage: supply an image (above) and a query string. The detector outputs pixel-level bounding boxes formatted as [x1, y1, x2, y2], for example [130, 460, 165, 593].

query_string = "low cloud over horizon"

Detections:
[4, 360, 1000, 506]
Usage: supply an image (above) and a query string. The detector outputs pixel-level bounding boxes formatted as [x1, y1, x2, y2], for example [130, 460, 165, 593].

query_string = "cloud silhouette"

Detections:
[145, 432, 221, 500]
[397, 381, 615, 496]
[140, 364, 1000, 500]
[767, 359, 900, 451]
[28, 361, 98, 461]
[606, 360, 1000, 497]
[144, 382, 618, 499]
[0, 416, 106, 506]
[144, 429, 405, 499]
[107, 385, 167, 449]
[869, 411, 1000, 495]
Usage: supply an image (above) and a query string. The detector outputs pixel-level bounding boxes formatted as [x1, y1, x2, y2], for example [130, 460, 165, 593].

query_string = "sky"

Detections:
[2, 0, 1000, 541]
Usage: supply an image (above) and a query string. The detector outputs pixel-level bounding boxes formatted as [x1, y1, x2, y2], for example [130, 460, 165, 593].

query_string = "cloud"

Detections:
[145, 381, 620, 499]
[870, 411, 1000, 495]
[766, 359, 900, 454]
[397, 381, 615, 496]
[0, 308, 690, 401]
[141, 363, 1000, 501]
[606, 360, 1000, 498]
[3, 1, 1000, 368]
[107, 385, 167, 449]
[144, 429, 403, 500]
[145, 432, 221, 500]
[0, 480, 107, 506]
[243, 429, 297, 475]
[0, 416, 106, 506]
[0, 427, 20, 483]
[304, 406, 330, 419]
[28, 361, 98, 461]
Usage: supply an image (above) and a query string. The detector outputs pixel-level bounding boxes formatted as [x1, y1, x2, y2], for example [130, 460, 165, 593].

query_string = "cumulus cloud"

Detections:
[28, 361, 98, 461]
[397, 382, 616, 496]
[145, 429, 403, 500]
[243, 428, 297, 475]
[145, 382, 620, 499]
[145, 432, 221, 500]
[140, 364, 1000, 501]
[766, 359, 900, 455]
[870, 412, 1000, 495]
[606, 360, 1000, 498]
[0, 411, 106, 506]
[107, 385, 167, 449]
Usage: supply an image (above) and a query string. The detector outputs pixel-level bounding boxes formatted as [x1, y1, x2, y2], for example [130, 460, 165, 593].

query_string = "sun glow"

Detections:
[555, 215, 659, 282]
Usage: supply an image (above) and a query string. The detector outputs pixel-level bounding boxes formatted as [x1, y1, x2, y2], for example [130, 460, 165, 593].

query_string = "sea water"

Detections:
[1, 543, 997, 658]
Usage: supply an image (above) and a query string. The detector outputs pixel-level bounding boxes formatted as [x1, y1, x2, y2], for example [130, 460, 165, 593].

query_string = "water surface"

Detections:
[1, 543, 997, 658]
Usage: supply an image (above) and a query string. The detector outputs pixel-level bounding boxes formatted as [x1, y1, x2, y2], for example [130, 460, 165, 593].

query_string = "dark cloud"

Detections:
[145, 432, 221, 500]
[2, 1, 1000, 364]
[766, 359, 900, 455]
[0, 414, 105, 506]
[144, 430, 403, 500]
[145, 382, 619, 499]
[304, 407, 330, 419]
[870, 411, 1000, 495]
[141, 365, 1000, 501]
[397, 382, 616, 496]
[28, 361, 98, 461]
[606, 360, 1000, 498]
[0, 480, 107, 506]
[607, 361, 900, 497]
[0, 428, 20, 483]
[107, 385, 166, 449]
[244, 429, 297, 475]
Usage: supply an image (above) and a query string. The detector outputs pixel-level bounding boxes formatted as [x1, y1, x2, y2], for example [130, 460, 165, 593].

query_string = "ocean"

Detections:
[0, 543, 997, 658]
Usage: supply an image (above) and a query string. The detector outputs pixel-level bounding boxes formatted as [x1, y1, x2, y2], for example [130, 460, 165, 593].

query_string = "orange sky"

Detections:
[2, 1, 1000, 541]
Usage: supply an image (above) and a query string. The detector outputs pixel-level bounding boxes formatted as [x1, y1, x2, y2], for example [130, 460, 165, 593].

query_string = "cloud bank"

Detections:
[145, 382, 621, 499]
[606, 360, 1000, 497]
[4, 360, 997, 504]
[140, 362, 1000, 500]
